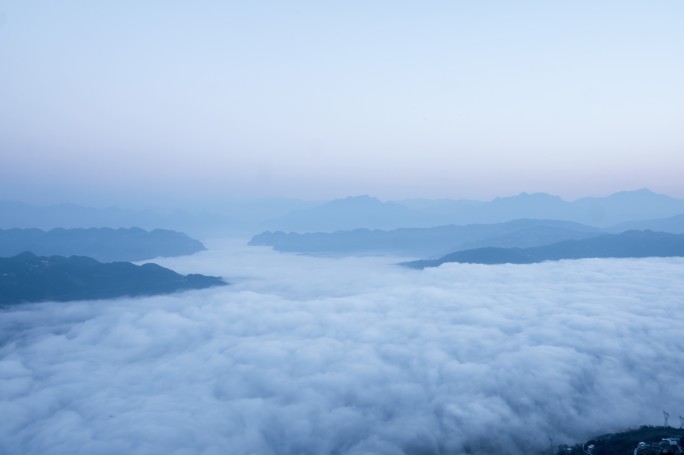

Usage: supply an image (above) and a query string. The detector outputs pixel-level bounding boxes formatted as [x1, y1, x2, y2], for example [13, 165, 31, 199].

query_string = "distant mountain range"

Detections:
[402, 230, 684, 268]
[402, 189, 684, 228]
[0, 199, 318, 236]
[250, 219, 603, 257]
[250, 209, 684, 257]
[0, 252, 226, 305]
[5, 189, 684, 237]
[0, 200, 176, 230]
[0, 227, 205, 262]
[262, 189, 684, 232]
[4, 189, 684, 235]
[607, 213, 684, 234]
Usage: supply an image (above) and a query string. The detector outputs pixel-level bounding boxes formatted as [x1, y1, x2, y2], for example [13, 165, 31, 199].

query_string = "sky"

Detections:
[2, 242, 683, 454]
[1, 1, 683, 206]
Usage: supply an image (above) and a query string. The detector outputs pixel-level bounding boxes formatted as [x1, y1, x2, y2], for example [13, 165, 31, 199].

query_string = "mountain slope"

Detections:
[249, 219, 603, 256]
[0, 252, 227, 305]
[404, 230, 684, 268]
[608, 213, 684, 234]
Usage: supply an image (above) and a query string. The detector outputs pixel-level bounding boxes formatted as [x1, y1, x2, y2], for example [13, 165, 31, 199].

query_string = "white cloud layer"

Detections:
[1, 240, 683, 454]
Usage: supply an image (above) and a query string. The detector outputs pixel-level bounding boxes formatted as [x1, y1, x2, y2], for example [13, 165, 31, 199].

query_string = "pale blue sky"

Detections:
[0, 1, 682, 206]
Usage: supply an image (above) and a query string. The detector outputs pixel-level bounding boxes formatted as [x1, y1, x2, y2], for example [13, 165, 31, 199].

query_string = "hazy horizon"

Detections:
[1, 1, 683, 206]
[2, 187, 683, 213]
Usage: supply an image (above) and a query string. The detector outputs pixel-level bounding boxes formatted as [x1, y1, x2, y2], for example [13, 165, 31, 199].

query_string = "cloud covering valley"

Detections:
[1, 241, 683, 454]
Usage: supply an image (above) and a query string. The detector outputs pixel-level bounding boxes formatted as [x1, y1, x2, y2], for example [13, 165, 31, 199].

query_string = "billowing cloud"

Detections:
[1, 240, 683, 454]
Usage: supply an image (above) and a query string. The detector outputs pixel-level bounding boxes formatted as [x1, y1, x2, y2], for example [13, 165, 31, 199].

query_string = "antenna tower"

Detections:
[664, 411, 670, 427]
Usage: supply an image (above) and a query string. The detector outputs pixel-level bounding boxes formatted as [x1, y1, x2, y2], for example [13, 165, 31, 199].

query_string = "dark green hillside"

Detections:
[0, 252, 226, 305]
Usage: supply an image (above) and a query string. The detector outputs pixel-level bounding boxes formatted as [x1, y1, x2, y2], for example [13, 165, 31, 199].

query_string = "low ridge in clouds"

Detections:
[1, 241, 683, 454]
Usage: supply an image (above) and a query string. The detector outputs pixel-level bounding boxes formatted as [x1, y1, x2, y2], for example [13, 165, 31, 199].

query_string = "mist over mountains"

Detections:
[250, 219, 604, 257]
[248, 190, 684, 260]
[608, 213, 684, 234]
[0, 227, 205, 262]
[264, 189, 684, 232]
[3, 0, 682, 451]
[0, 199, 317, 237]
[4, 189, 684, 236]
[2, 242, 683, 454]
[2, 189, 684, 454]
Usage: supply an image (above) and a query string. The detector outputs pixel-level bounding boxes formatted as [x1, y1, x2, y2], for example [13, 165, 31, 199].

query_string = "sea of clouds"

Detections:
[1, 240, 683, 455]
